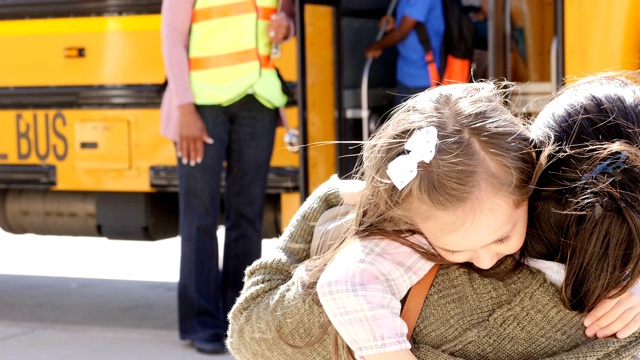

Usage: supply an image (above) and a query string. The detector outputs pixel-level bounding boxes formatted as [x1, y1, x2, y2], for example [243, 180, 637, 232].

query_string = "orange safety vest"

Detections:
[189, 0, 288, 108]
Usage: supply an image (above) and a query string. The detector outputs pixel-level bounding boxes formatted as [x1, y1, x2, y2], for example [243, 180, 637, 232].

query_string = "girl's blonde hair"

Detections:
[292, 82, 537, 358]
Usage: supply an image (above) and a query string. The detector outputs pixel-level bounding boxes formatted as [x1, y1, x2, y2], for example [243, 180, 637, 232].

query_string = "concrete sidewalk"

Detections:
[0, 229, 278, 359]
[0, 274, 235, 360]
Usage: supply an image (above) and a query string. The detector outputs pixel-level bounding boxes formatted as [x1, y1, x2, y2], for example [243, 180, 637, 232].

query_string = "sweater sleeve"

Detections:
[317, 238, 434, 359]
[226, 175, 344, 360]
[160, 0, 195, 107]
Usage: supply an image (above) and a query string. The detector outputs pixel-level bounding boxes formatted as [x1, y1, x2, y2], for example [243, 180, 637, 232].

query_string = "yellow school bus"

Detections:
[0, 0, 312, 240]
[0, 0, 638, 241]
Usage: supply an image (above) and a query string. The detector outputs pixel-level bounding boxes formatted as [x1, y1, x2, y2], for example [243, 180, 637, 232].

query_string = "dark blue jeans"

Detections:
[177, 95, 276, 342]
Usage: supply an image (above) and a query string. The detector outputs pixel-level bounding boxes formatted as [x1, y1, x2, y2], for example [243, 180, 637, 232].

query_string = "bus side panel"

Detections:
[0, 109, 175, 192]
[564, 0, 640, 79]
[0, 15, 164, 87]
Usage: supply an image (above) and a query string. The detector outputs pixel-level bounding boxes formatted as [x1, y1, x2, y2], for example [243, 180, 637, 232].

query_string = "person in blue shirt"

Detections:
[365, 0, 445, 105]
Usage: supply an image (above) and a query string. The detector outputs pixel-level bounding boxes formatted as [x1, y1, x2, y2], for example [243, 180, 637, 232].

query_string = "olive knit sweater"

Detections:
[227, 176, 640, 359]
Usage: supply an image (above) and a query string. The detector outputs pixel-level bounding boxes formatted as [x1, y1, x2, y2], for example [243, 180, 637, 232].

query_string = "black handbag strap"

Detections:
[415, 22, 433, 54]
[415, 23, 442, 86]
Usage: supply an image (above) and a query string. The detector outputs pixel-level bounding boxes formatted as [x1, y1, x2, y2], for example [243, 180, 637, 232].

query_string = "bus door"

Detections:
[296, 0, 398, 195]
[337, 0, 398, 178]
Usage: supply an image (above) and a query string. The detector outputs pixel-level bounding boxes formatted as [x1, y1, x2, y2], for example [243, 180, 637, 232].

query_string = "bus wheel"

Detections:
[0, 191, 10, 233]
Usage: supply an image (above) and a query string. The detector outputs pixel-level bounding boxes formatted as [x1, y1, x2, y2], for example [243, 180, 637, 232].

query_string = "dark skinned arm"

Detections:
[365, 15, 418, 58]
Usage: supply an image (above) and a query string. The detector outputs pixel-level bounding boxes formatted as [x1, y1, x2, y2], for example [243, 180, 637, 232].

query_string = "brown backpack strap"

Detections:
[400, 264, 440, 339]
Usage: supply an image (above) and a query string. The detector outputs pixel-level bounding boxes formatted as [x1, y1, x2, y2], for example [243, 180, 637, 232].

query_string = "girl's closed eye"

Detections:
[437, 236, 514, 258]
[440, 236, 513, 255]
[495, 236, 512, 246]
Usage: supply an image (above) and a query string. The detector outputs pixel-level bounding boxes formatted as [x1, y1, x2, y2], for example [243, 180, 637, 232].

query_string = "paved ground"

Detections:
[0, 228, 278, 359]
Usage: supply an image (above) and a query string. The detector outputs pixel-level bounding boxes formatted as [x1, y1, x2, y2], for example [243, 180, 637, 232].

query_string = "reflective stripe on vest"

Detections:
[190, 50, 274, 72]
[189, 0, 287, 108]
[192, 3, 275, 23]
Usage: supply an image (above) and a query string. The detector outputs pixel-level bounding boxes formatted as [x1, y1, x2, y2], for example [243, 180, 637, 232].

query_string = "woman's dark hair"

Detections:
[525, 71, 640, 312]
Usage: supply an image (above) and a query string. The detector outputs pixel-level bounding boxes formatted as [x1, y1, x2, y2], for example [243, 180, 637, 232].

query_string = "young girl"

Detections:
[308, 79, 640, 360]
[304, 81, 536, 360]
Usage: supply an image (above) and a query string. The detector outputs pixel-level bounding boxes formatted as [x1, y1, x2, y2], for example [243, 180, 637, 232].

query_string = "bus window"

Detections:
[488, 0, 556, 114]
[509, 0, 554, 83]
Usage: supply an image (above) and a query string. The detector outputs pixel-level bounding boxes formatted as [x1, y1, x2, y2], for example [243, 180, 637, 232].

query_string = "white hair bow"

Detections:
[386, 126, 438, 190]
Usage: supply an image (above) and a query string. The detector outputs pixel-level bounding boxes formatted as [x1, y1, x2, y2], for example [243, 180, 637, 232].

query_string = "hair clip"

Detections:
[581, 152, 628, 182]
[594, 203, 604, 219]
[386, 126, 438, 190]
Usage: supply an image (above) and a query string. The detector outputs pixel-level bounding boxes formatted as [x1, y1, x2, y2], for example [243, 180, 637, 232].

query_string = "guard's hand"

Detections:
[584, 284, 640, 339]
[177, 103, 214, 166]
[267, 12, 291, 44]
[378, 15, 395, 32]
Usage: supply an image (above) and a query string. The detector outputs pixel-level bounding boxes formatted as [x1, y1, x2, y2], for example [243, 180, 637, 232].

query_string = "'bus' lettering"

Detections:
[15, 111, 68, 161]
